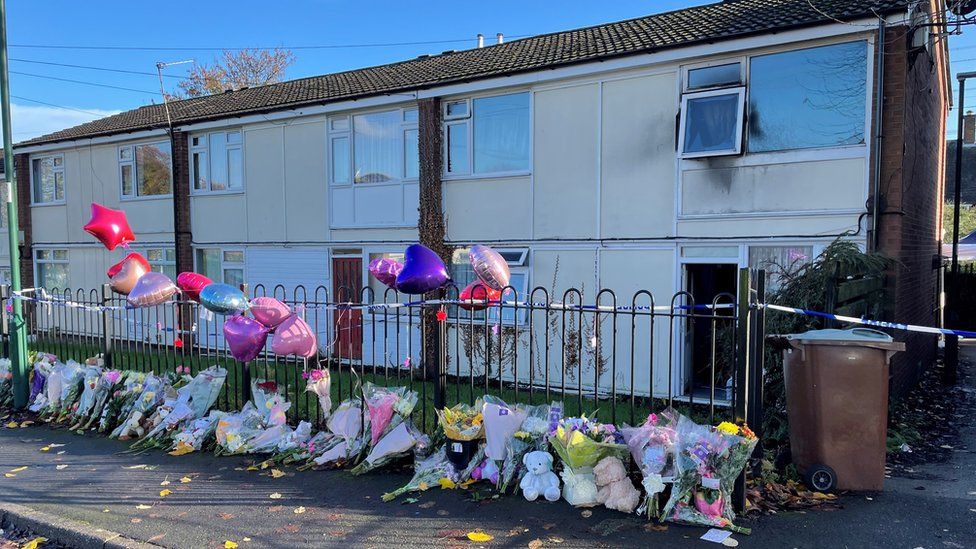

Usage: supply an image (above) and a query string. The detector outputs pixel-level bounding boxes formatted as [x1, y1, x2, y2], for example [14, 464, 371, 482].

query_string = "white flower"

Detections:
[643, 473, 665, 495]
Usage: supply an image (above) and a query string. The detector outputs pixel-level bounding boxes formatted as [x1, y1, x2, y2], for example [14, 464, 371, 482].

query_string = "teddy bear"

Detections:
[594, 456, 641, 513]
[520, 450, 561, 502]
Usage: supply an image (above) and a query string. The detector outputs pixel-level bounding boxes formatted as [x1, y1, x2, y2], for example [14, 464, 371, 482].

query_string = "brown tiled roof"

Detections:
[18, 0, 907, 147]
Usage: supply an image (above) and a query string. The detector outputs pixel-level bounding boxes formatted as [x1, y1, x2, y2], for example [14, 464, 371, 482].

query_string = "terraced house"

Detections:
[11, 0, 949, 397]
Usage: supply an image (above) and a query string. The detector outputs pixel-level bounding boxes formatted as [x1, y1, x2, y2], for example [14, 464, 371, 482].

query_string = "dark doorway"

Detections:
[684, 263, 737, 399]
[332, 257, 363, 360]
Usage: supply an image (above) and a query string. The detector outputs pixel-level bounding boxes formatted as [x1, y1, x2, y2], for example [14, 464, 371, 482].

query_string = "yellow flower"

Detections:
[438, 477, 457, 489]
[716, 421, 740, 436]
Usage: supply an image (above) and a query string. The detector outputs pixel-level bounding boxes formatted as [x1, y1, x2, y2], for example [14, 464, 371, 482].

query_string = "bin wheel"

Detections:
[805, 464, 836, 492]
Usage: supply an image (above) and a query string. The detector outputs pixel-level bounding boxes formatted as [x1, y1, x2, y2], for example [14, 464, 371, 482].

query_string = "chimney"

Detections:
[477, 34, 484, 48]
[965, 110, 976, 145]
[496, 32, 504, 44]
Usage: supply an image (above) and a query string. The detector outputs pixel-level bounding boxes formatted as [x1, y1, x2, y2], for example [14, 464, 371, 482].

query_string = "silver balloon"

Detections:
[468, 245, 510, 291]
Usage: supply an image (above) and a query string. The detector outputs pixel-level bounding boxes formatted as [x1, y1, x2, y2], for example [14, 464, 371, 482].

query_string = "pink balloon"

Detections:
[459, 281, 501, 311]
[368, 257, 402, 289]
[250, 297, 292, 329]
[107, 252, 150, 279]
[109, 256, 150, 295]
[223, 315, 269, 363]
[84, 203, 135, 251]
[127, 272, 177, 308]
[469, 245, 510, 291]
[271, 315, 317, 358]
[176, 272, 213, 302]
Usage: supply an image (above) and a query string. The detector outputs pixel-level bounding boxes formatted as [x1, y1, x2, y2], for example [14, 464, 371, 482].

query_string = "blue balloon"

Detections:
[395, 244, 450, 295]
[199, 283, 249, 315]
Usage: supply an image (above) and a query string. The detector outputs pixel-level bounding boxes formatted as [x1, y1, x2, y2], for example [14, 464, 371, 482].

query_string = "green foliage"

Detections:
[761, 240, 892, 448]
[943, 201, 976, 241]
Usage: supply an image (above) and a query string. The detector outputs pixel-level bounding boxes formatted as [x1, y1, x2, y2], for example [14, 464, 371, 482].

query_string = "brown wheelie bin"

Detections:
[783, 328, 904, 492]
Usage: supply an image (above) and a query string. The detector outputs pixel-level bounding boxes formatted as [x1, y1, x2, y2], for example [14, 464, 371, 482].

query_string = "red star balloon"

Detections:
[83, 203, 135, 251]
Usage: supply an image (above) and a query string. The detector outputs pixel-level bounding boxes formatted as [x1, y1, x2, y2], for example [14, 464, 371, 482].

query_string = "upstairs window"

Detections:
[30, 154, 65, 204]
[329, 108, 418, 185]
[119, 141, 172, 198]
[190, 130, 244, 193]
[679, 63, 745, 158]
[443, 92, 530, 176]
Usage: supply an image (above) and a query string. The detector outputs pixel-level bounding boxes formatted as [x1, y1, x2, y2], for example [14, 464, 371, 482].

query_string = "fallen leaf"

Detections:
[124, 464, 147, 470]
[55, 464, 68, 470]
[48, 443, 65, 448]
[269, 492, 282, 499]
[246, 465, 259, 471]
[721, 538, 739, 547]
[5, 421, 17, 429]
[180, 476, 192, 483]
[270, 469, 286, 479]
[528, 540, 544, 549]
[159, 489, 172, 497]
[224, 542, 239, 549]
[259, 460, 273, 470]
[580, 510, 592, 518]
[160, 480, 171, 486]
[20, 537, 47, 549]
[282, 524, 300, 534]
[103, 509, 110, 513]
[136, 504, 152, 510]
[39, 446, 51, 452]
[168, 443, 195, 456]
[131, 518, 142, 524]
[56, 451, 65, 455]
[9, 466, 28, 473]
[243, 538, 251, 542]
[294, 506, 307, 514]
[147, 534, 167, 543]
[4, 473, 15, 478]
[643, 523, 668, 533]
[217, 512, 235, 520]
[268, 506, 285, 513]
[467, 531, 494, 542]
[419, 501, 436, 509]
[20, 421, 33, 427]
[548, 537, 564, 544]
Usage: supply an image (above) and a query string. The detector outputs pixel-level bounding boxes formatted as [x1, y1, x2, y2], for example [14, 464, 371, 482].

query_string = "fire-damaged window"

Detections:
[678, 63, 745, 158]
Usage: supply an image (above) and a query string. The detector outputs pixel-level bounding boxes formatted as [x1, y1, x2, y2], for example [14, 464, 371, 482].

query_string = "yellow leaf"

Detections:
[293, 506, 306, 514]
[246, 465, 259, 471]
[56, 464, 68, 470]
[438, 477, 457, 490]
[270, 469, 286, 479]
[224, 542, 239, 549]
[20, 421, 34, 428]
[467, 531, 494, 542]
[4, 473, 15, 478]
[459, 479, 477, 488]
[39, 446, 51, 452]
[259, 460, 273, 470]
[243, 538, 251, 542]
[20, 536, 47, 549]
[159, 489, 172, 497]
[179, 476, 192, 484]
[9, 466, 27, 473]
[5, 421, 17, 429]
[168, 442, 195, 456]
[136, 504, 152, 510]
[269, 492, 282, 499]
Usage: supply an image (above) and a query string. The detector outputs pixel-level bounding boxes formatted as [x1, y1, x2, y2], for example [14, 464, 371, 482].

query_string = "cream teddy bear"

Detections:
[520, 450, 561, 502]
[594, 456, 640, 513]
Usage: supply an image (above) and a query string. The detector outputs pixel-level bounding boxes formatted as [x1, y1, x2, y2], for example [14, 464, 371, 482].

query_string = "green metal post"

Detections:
[0, 0, 30, 408]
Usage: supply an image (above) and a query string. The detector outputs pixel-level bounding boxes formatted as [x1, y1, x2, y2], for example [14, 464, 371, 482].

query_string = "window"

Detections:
[119, 141, 172, 197]
[367, 252, 405, 301]
[0, 267, 10, 286]
[30, 154, 64, 204]
[144, 248, 177, 280]
[748, 245, 813, 292]
[35, 249, 69, 290]
[190, 130, 244, 193]
[328, 108, 418, 185]
[748, 41, 868, 152]
[687, 63, 742, 90]
[443, 92, 530, 176]
[195, 248, 244, 287]
[450, 248, 529, 323]
[679, 88, 745, 158]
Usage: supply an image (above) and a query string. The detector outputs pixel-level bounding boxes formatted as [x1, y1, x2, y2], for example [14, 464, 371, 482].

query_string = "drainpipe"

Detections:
[871, 19, 886, 252]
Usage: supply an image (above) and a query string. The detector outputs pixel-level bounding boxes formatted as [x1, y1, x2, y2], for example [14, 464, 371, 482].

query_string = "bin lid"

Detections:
[786, 327, 905, 351]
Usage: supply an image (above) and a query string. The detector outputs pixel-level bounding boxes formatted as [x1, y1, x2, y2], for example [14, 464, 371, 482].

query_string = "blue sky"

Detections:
[3, 1, 975, 141]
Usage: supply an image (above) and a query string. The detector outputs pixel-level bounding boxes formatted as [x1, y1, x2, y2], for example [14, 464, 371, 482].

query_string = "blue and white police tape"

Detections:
[762, 303, 976, 339]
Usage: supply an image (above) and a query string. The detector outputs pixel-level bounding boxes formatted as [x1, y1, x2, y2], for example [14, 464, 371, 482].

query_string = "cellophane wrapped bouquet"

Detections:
[111, 373, 167, 439]
[27, 354, 56, 412]
[276, 428, 330, 466]
[311, 398, 365, 467]
[436, 401, 484, 442]
[621, 409, 678, 519]
[215, 380, 292, 455]
[170, 410, 224, 455]
[98, 371, 147, 433]
[350, 383, 421, 475]
[661, 416, 757, 534]
[68, 364, 104, 426]
[382, 445, 459, 502]
[0, 358, 13, 410]
[304, 369, 332, 422]
[53, 360, 86, 422]
[74, 369, 122, 430]
[549, 415, 629, 506]
[498, 402, 552, 494]
[476, 396, 531, 489]
[132, 366, 227, 451]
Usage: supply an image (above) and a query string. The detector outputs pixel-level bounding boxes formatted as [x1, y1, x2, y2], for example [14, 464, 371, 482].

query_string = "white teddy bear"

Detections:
[520, 450, 561, 502]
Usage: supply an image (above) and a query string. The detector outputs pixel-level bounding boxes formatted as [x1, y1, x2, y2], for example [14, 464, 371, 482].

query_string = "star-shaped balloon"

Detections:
[83, 202, 135, 251]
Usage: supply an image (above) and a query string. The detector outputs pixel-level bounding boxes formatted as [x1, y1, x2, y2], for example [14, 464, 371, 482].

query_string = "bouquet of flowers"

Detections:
[170, 411, 224, 455]
[350, 418, 426, 475]
[0, 358, 12, 410]
[133, 367, 225, 450]
[498, 402, 552, 493]
[549, 415, 629, 506]
[350, 383, 421, 474]
[39, 360, 67, 416]
[661, 416, 757, 534]
[27, 354, 55, 412]
[74, 369, 122, 430]
[482, 396, 528, 463]
[621, 409, 678, 518]
[214, 402, 266, 455]
[69, 365, 104, 425]
[252, 380, 291, 427]
[436, 401, 484, 442]
[311, 398, 365, 468]
[98, 371, 146, 433]
[53, 360, 86, 422]
[382, 446, 459, 501]
[111, 373, 166, 439]
[276, 429, 329, 466]
[214, 380, 294, 455]
[304, 369, 332, 422]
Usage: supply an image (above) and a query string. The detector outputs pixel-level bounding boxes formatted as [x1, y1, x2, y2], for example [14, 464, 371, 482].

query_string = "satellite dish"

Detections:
[947, 0, 976, 17]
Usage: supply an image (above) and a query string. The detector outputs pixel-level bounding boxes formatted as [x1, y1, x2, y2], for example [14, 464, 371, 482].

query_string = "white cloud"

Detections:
[4, 103, 121, 142]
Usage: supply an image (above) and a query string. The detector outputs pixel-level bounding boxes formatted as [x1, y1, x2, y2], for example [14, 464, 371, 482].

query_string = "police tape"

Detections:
[761, 303, 976, 339]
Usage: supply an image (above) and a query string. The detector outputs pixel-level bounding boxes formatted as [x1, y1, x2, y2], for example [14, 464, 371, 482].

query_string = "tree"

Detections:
[176, 48, 295, 98]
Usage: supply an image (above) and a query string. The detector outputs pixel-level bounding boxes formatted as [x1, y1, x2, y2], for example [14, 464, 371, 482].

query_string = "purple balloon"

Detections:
[223, 315, 269, 363]
[369, 257, 403, 289]
[271, 314, 317, 358]
[395, 244, 450, 295]
[250, 297, 292, 329]
[127, 272, 178, 308]
[469, 245, 510, 291]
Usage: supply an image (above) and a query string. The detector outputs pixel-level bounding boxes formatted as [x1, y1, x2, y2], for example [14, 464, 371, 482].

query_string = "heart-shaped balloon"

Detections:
[250, 297, 292, 329]
[127, 272, 178, 308]
[84, 203, 136, 251]
[109, 256, 150, 295]
[395, 244, 450, 295]
[176, 272, 213, 303]
[458, 281, 501, 311]
[199, 283, 248, 315]
[223, 315, 269, 363]
[469, 245, 510, 291]
[368, 257, 403, 289]
[271, 315, 317, 358]
[107, 252, 150, 279]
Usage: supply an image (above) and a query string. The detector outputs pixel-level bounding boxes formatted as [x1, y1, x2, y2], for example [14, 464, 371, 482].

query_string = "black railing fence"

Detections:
[0, 269, 766, 441]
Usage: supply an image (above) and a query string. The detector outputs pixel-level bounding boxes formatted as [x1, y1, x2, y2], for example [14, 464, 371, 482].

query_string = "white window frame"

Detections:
[118, 140, 173, 200]
[441, 91, 532, 179]
[450, 247, 530, 324]
[34, 248, 69, 290]
[29, 153, 65, 205]
[327, 107, 419, 187]
[681, 59, 745, 93]
[141, 247, 177, 280]
[677, 86, 746, 159]
[194, 247, 245, 286]
[189, 130, 245, 195]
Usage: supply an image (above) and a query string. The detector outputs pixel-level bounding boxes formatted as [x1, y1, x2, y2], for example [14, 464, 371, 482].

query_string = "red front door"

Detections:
[332, 257, 363, 360]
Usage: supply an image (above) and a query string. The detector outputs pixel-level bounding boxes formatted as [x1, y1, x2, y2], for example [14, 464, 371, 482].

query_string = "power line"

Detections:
[10, 95, 111, 117]
[6, 35, 530, 52]
[10, 57, 186, 80]
[9, 71, 160, 95]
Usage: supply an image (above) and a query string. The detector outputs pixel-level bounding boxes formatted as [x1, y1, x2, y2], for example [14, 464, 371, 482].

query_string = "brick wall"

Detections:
[13, 153, 32, 288]
[170, 130, 193, 275]
[874, 10, 948, 396]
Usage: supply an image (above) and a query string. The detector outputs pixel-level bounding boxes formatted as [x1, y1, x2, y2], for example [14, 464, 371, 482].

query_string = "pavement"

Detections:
[1, 359, 975, 549]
